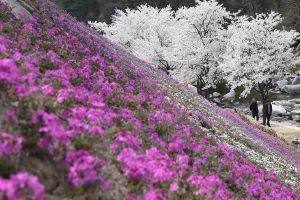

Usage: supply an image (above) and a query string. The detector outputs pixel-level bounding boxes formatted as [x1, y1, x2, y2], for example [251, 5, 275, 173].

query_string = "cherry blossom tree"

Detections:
[89, 5, 178, 74]
[90, 0, 236, 96]
[221, 12, 299, 125]
[171, 0, 234, 96]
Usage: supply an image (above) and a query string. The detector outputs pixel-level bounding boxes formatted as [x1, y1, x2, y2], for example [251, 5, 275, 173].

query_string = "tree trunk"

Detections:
[196, 78, 202, 95]
[205, 89, 209, 99]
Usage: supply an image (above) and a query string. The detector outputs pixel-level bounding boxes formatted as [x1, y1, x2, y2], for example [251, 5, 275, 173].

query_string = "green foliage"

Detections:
[123, 68, 137, 80]
[0, 158, 18, 178]
[58, 98, 75, 109]
[141, 101, 150, 110]
[3, 24, 15, 33]
[70, 76, 84, 86]
[290, 64, 300, 74]
[73, 135, 93, 151]
[42, 41, 53, 51]
[73, 186, 86, 197]
[155, 123, 174, 140]
[39, 57, 59, 73]
[55, 0, 195, 23]
[105, 95, 139, 111]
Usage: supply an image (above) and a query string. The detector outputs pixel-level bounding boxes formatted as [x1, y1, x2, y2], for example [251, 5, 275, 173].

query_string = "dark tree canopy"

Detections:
[55, 0, 196, 23]
[55, 0, 300, 31]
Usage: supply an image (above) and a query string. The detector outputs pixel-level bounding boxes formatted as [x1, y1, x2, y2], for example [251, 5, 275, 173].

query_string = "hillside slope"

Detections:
[0, 0, 299, 199]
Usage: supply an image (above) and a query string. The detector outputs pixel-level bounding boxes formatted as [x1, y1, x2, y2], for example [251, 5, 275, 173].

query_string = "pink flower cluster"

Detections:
[117, 147, 175, 183]
[64, 150, 109, 189]
[0, 132, 23, 158]
[0, 173, 44, 200]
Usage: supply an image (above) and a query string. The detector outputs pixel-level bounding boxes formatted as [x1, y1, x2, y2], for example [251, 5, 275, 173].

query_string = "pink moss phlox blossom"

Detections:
[114, 130, 140, 150]
[168, 137, 185, 153]
[0, 172, 44, 200]
[32, 109, 69, 150]
[0, 59, 21, 84]
[188, 175, 231, 198]
[41, 85, 55, 96]
[65, 150, 108, 189]
[169, 183, 178, 192]
[176, 154, 189, 177]
[144, 189, 166, 200]
[117, 147, 176, 183]
[3, 111, 17, 122]
[56, 89, 70, 103]
[117, 148, 147, 180]
[0, 132, 23, 157]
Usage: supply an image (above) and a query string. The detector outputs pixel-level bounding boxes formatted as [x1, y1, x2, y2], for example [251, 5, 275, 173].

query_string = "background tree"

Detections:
[91, 0, 235, 96]
[55, 0, 300, 32]
[89, 5, 178, 73]
[221, 12, 299, 125]
[171, 0, 233, 96]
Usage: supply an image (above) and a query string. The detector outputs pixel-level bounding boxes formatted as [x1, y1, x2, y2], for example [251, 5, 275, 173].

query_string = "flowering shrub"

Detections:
[0, 173, 44, 200]
[0, 132, 23, 158]
[0, 0, 299, 199]
[64, 150, 109, 189]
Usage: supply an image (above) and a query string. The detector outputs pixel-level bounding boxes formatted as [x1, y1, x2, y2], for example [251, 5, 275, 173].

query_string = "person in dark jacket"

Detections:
[250, 98, 259, 121]
[264, 101, 273, 127]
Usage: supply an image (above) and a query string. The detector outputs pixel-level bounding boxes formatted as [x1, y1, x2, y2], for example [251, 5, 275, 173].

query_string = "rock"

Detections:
[164, 96, 171, 102]
[213, 98, 221, 103]
[292, 76, 300, 85]
[188, 84, 197, 94]
[293, 104, 300, 109]
[212, 92, 221, 98]
[291, 110, 300, 115]
[233, 102, 240, 106]
[292, 140, 300, 146]
[282, 112, 292, 118]
[3, 0, 32, 21]
[277, 79, 289, 90]
[282, 112, 291, 117]
[269, 90, 281, 94]
[272, 100, 294, 107]
[242, 108, 251, 115]
[282, 85, 300, 94]
[293, 115, 300, 121]
[223, 89, 236, 101]
[289, 99, 300, 104]
[272, 116, 283, 122]
[273, 105, 287, 115]
[258, 104, 286, 116]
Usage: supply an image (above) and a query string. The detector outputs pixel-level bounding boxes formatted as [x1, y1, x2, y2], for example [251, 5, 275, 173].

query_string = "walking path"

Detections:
[245, 115, 300, 145]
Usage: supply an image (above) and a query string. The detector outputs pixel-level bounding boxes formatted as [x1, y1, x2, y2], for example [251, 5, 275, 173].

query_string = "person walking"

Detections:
[250, 98, 259, 121]
[265, 101, 273, 127]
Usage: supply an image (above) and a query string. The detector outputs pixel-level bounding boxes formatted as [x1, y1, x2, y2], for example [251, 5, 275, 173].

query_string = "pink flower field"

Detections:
[0, 0, 299, 199]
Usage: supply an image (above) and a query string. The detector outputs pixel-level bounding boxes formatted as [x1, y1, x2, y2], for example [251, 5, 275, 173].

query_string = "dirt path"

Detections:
[246, 115, 300, 145]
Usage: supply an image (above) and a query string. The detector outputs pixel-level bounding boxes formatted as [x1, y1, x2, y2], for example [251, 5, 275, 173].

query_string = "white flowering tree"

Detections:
[90, 0, 236, 96]
[89, 5, 178, 74]
[171, 0, 233, 96]
[221, 12, 299, 125]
